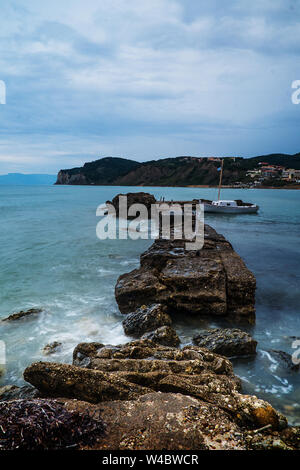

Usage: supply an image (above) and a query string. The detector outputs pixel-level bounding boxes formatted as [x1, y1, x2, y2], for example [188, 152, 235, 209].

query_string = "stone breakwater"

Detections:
[116, 224, 256, 320]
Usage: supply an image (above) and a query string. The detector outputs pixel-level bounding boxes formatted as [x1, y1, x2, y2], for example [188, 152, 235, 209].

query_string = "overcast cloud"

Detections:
[0, 0, 300, 173]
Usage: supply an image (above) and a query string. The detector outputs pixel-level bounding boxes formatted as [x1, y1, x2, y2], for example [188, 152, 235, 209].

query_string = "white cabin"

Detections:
[211, 200, 238, 207]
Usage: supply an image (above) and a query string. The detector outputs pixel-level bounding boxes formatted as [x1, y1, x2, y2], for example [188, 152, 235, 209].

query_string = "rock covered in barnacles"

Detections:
[122, 304, 172, 337]
[193, 328, 257, 357]
[141, 325, 180, 347]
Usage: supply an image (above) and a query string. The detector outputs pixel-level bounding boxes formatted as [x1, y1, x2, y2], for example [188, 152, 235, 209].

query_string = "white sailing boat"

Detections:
[200, 159, 259, 214]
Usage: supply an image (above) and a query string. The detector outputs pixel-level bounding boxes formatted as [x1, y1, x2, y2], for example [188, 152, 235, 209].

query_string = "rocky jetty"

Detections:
[193, 328, 257, 357]
[21, 339, 300, 450]
[115, 224, 256, 320]
[3, 192, 299, 450]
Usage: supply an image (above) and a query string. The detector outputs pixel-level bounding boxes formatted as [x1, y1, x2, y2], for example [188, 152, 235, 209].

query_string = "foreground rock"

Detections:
[64, 394, 300, 451]
[115, 225, 256, 320]
[1, 308, 42, 322]
[193, 329, 257, 357]
[22, 339, 300, 450]
[25, 339, 286, 431]
[67, 392, 246, 450]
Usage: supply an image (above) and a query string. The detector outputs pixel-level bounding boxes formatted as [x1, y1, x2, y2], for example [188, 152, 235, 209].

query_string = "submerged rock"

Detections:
[115, 225, 256, 320]
[141, 326, 180, 347]
[1, 308, 43, 322]
[122, 304, 172, 337]
[193, 328, 257, 357]
[42, 342, 62, 356]
[268, 350, 300, 372]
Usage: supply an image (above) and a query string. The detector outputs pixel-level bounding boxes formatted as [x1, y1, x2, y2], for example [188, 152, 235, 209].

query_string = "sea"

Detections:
[0, 185, 299, 424]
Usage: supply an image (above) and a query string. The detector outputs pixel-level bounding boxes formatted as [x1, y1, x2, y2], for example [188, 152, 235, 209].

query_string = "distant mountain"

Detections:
[0, 173, 56, 185]
[55, 153, 300, 187]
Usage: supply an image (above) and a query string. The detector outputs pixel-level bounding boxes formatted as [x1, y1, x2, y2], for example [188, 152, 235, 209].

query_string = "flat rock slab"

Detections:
[115, 225, 256, 319]
[68, 392, 247, 450]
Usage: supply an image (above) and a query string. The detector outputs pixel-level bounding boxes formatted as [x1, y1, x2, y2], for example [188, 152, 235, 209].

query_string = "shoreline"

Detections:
[53, 183, 300, 190]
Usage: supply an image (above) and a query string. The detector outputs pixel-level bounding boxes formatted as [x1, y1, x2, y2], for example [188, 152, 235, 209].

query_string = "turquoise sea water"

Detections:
[0, 185, 299, 424]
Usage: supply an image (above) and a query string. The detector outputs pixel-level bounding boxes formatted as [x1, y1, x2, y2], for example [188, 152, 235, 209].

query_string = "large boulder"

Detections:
[107, 192, 156, 219]
[193, 329, 257, 357]
[115, 225, 256, 319]
[122, 304, 172, 337]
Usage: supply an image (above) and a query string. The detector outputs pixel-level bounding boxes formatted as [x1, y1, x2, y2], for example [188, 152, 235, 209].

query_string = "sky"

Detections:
[0, 0, 300, 174]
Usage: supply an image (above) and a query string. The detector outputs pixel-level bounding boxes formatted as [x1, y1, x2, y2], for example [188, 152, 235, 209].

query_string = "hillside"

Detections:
[55, 153, 300, 187]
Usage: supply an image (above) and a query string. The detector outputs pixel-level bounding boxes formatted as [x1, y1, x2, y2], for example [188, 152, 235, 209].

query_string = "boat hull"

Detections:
[203, 203, 259, 214]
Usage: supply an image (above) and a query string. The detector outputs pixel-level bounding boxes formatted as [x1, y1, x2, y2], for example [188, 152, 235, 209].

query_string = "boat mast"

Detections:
[218, 159, 224, 201]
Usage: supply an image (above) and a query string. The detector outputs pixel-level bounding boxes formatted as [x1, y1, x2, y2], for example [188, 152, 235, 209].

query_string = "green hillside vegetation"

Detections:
[55, 153, 300, 187]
